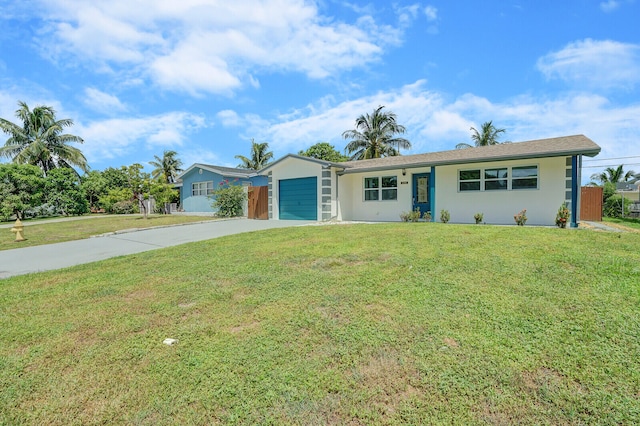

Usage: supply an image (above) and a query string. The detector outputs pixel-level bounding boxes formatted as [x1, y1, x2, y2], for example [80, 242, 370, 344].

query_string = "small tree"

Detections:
[44, 167, 89, 216]
[298, 142, 349, 162]
[212, 180, 247, 217]
[150, 181, 178, 214]
[0, 163, 45, 220]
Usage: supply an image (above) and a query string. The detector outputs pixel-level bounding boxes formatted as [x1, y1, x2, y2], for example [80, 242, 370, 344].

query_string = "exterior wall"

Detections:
[180, 168, 253, 213]
[265, 157, 338, 221]
[435, 156, 568, 225]
[338, 167, 432, 221]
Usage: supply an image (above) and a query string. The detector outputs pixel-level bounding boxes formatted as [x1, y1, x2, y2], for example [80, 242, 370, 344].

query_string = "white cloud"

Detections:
[424, 5, 438, 21]
[82, 88, 127, 114]
[76, 112, 206, 163]
[537, 39, 640, 91]
[33, 0, 402, 95]
[600, 0, 620, 12]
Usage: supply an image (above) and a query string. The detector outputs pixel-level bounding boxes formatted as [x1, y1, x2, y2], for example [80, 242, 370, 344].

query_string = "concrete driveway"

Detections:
[0, 219, 313, 279]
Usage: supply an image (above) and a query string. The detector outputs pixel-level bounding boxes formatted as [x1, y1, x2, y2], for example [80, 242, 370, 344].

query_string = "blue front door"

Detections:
[412, 173, 431, 217]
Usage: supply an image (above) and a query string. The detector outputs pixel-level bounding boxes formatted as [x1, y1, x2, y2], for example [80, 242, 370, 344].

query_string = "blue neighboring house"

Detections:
[177, 163, 268, 213]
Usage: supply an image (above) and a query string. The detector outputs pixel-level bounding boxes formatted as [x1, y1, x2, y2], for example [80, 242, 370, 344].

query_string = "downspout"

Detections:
[571, 155, 579, 228]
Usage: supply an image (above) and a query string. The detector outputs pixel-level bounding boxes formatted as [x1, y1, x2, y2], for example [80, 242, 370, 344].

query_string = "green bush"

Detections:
[603, 194, 632, 218]
[514, 209, 527, 226]
[400, 208, 422, 222]
[212, 182, 247, 218]
[111, 200, 138, 214]
[440, 209, 450, 223]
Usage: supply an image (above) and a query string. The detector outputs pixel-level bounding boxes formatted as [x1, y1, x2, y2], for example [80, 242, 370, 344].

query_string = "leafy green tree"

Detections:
[235, 139, 274, 170]
[0, 163, 45, 220]
[81, 170, 108, 210]
[0, 101, 88, 174]
[102, 166, 131, 191]
[342, 105, 411, 160]
[125, 163, 152, 218]
[150, 181, 179, 214]
[456, 121, 506, 149]
[212, 180, 247, 217]
[149, 150, 183, 183]
[298, 142, 349, 162]
[590, 165, 636, 185]
[44, 168, 89, 216]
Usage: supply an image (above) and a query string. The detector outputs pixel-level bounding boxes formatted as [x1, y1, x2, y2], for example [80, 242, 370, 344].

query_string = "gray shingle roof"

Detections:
[339, 134, 600, 174]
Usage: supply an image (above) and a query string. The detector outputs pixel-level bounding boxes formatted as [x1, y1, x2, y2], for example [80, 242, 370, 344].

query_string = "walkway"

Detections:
[0, 219, 312, 279]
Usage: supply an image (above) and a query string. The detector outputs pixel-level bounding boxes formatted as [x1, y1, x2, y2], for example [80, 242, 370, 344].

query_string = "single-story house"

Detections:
[258, 135, 601, 227]
[177, 163, 267, 213]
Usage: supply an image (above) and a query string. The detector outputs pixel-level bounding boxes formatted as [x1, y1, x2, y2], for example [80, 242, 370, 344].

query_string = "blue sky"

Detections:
[1, 0, 639, 181]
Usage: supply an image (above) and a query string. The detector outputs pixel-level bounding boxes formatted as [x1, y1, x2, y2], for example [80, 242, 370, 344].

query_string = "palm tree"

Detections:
[0, 101, 88, 174]
[456, 121, 506, 149]
[149, 150, 183, 183]
[235, 139, 273, 170]
[590, 165, 636, 185]
[342, 106, 411, 160]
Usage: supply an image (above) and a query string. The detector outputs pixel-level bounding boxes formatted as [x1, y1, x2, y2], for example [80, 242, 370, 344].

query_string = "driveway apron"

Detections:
[0, 219, 312, 279]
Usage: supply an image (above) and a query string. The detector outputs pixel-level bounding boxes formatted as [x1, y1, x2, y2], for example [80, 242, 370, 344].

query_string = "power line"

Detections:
[584, 155, 640, 162]
[583, 163, 640, 169]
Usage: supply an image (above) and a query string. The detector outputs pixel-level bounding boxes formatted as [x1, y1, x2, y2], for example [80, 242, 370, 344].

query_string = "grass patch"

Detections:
[0, 215, 216, 251]
[603, 216, 640, 231]
[1, 224, 639, 424]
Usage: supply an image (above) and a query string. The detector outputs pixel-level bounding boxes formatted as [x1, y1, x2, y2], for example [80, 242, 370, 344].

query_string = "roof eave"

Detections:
[338, 148, 601, 175]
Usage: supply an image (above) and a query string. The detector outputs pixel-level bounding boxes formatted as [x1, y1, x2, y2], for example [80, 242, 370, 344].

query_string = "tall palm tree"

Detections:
[149, 150, 183, 183]
[235, 139, 273, 170]
[456, 120, 506, 149]
[342, 105, 411, 160]
[590, 165, 636, 185]
[0, 101, 88, 174]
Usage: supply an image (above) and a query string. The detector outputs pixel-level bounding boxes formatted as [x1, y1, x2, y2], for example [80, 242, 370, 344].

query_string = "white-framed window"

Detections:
[364, 176, 398, 201]
[484, 168, 508, 191]
[192, 181, 214, 196]
[512, 166, 538, 189]
[458, 165, 538, 192]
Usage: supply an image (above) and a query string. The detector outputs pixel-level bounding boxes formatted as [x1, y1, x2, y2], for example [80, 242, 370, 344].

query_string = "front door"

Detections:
[412, 173, 431, 217]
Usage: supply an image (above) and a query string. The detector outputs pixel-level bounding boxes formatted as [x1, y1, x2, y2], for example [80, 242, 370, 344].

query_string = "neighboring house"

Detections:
[177, 164, 268, 213]
[258, 135, 601, 227]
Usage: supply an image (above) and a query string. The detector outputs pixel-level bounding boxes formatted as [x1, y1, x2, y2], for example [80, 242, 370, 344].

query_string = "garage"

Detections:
[278, 177, 317, 220]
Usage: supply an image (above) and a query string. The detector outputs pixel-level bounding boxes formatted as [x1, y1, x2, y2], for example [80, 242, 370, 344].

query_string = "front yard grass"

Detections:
[0, 215, 216, 251]
[1, 224, 639, 424]
[604, 216, 640, 231]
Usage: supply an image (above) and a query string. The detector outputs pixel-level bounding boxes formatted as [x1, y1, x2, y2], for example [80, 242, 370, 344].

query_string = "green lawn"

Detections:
[604, 216, 640, 231]
[1, 224, 639, 424]
[0, 215, 216, 251]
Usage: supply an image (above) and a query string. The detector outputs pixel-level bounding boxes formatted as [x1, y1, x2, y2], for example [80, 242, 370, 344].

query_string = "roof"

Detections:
[257, 154, 347, 174]
[338, 134, 600, 174]
[178, 163, 258, 180]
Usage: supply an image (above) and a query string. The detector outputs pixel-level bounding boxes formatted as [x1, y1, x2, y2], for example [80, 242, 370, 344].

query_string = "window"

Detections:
[484, 168, 508, 190]
[459, 169, 481, 191]
[512, 166, 538, 189]
[192, 181, 214, 196]
[458, 165, 538, 192]
[364, 176, 397, 201]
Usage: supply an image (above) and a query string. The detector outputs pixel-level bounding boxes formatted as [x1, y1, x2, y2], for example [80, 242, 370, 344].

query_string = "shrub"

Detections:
[555, 203, 570, 228]
[514, 209, 527, 226]
[401, 208, 429, 222]
[603, 194, 632, 218]
[111, 200, 138, 214]
[440, 209, 450, 223]
[474, 212, 483, 224]
[212, 181, 247, 218]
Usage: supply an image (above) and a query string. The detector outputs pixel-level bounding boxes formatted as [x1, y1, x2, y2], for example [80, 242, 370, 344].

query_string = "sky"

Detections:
[1, 0, 639, 182]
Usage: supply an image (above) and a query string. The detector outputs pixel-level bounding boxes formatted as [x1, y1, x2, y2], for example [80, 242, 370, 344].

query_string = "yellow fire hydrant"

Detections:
[11, 218, 26, 242]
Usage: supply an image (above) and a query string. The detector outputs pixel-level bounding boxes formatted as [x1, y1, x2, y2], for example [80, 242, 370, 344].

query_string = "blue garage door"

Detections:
[279, 177, 317, 220]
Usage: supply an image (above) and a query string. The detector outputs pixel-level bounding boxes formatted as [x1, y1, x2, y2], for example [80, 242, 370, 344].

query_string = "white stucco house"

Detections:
[258, 135, 601, 227]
